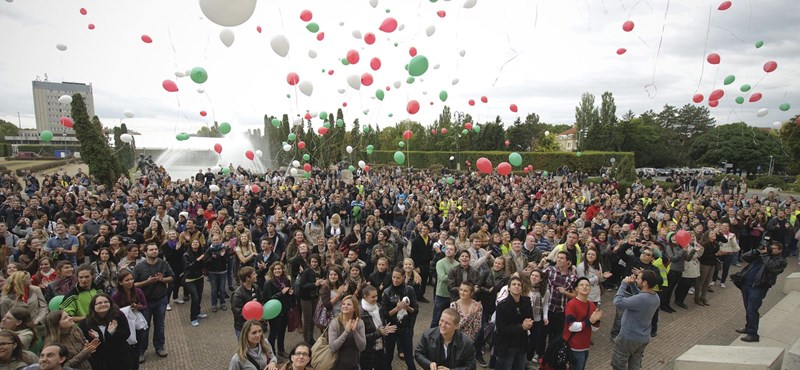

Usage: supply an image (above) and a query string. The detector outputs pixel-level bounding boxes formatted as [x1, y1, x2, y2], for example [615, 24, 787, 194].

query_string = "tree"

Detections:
[534, 133, 561, 152]
[690, 122, 785, 173]
[113, 123, 136, 172]
[71, 94, 123, 185]
[0, 119, 19, 137]
[575, 93, 599, 150]
[196, 122, 223, 138]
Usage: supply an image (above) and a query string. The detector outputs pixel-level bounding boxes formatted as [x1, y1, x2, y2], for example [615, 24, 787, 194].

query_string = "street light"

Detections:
[452, 111, 465, 171]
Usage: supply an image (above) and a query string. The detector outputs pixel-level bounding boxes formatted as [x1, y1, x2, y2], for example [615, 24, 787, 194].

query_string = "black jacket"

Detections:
[414, 327, 476, 370]
[79, 312, 132, 370]
[262, 277, 295, 316]
[381, 283, 418, 330]
[360, 306, 386, 355]
[477, 269, 508, 304]
[183, 248, 206, 281]
[495, 295, 533, 355]
[298, 267, 324, 301]
[231, 283, 262, 331]
[740, 249, 787, 289]
[410, 235, 434, 270]
[447, 264, 481, 300]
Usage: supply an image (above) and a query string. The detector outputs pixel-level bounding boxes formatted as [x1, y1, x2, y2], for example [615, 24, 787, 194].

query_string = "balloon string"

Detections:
[694, 0, 713, 93]
[712, 25, 746, 44]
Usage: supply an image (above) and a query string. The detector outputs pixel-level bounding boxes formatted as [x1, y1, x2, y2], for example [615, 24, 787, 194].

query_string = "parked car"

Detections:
[14, 151, 39, 159]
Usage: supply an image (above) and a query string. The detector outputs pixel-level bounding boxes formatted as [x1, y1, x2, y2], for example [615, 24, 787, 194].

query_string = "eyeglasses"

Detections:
[292, 352, 310, 357]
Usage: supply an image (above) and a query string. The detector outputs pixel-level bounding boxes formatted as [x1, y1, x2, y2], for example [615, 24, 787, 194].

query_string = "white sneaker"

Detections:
[191, 320, 199, 327]
[710, 281, 715, 287]
[166, 304, 172, 311]
[198, 313, 208, 319]
[688, 287, 695, 295]
[721, 283, 726, 288]
[173, 299, 185, 304]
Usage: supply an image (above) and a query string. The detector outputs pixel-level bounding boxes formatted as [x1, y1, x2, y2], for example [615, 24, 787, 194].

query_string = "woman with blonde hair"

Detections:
[327, 294, 366, 370]
[228, 319, 278, 370]
[0, 271, 47, 325]
[401, 258, 422, 303]
[326, 214, 345, 240]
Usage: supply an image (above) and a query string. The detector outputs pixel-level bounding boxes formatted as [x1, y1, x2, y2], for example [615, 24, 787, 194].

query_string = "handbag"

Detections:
[313, 300, 332, 327]
[541, 301, 590, 370]
[310, 327, 338, 370]
[287, 303, 302, 332]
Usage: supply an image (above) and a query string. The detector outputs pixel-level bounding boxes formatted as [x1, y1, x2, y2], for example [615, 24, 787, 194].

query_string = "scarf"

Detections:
[246, 343, 269, 368]
[361, 298, 382, 329]
[166, 239, 178, 250]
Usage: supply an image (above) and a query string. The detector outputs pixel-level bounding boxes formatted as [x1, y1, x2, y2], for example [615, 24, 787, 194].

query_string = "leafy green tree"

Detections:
[534, 133, 561, 152]
[71, 94, 123, 185]
[575, 93, 599, 150]
[0, 119, 19, 138]
[113, 123, 135, 172]
[690, 122, 785, 173]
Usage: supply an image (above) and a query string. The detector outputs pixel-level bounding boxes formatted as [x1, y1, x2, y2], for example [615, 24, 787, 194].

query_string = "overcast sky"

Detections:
[0, 0, 798, 138]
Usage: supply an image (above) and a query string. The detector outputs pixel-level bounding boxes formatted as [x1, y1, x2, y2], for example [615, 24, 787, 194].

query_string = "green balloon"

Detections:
[447, 177, 454, 185]
[393, 151, 406, 165]
[376, 89, 385, 101]
[271, 118, 281, 128]
[303, 154, 310, 161]
[385, 9, 390, 13]
[222, 167, 230, 175]
[576, 151, 582, 157]
[336, 119, 344, 127]
[508, 152, 522, 167]
[175, 134, 183, 141]
[740, 84, 751, 92]
[40, 130, 53, 142]
[724, 75, 735, 85]
[263, 300, 282, 320]
[393, 42, 398, 47]
[367, 144, 374, 151]
[462, 129, 468, 135]
[341, 58, 350, 66]
[306, 22, 319, 33]
[323, 122, 331, 128]
[439, 90, 448, 102]
[190, 67, 208, 84]
[219, 122, 231, 134]
[319, 111, 328, 120]
[288, 133, 296, 141]
[542, 171, 549, 177]
[780, 103, 791, 111]
[735, 96, 745, 104]
[348, 165, 355, 171]
[406, 76, 415, 84]
[48, 295, 64, 311]
[398, 141, 405, 148]
[286, 94, 291, 98]
[304, 172, 311, 179]
[473, 125, 481, 133]
[408, 55, 429, 77]
[363, 126, 371, 133]
[388, 113, 393, 117]
[755, 40, 764, 49]
[404, 64, 409, 71]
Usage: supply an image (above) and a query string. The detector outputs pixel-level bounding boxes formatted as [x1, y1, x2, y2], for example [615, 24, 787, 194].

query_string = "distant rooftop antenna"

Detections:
[43, 73, 49, 82]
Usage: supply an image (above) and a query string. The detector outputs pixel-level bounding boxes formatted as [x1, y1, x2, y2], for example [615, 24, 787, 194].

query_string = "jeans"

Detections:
[139, 296, 167, 354]
[530, 320, 545, 359]
[235, 328, 241, 339]
[301, 298, 319, 344]
[168, 273, 185, 300]
[611, 337, 649, 370]
[495, 347, 526, 370]
[209, 272, 226, 307]
[570, 349, 589, 370]
[268, 314, 288, 353]
[429, 295, 450, 328]
[741, 285, 768, 338]
[185, 278, 204, 320]
[715, 254, 733, 283]
[384, 329, 415, 370]
[360, 349, 386, 370]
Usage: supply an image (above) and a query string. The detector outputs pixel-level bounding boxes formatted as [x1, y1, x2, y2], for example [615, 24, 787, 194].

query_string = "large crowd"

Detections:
[0, 157, 792, 370]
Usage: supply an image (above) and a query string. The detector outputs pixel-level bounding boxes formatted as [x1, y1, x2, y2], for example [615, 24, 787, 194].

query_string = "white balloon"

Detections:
[298, 80, 314, 96]
[756, 108, 769, 117]
[293, 118, 303, 126]
[209, 184, 220, 192]
[459, 49, 466, 57]
[337, 88, 346, 94]
[449, 156, 455, 160]
[123, 109, 134, 118]
[197, 88, 205, 94]
[358, 160, 366, 169]
[292, 160, 300, 168]
[338, 21, 345, 26]
[211, 166, 221, 173]
[393, 81, 401, 89]
[773, 121, 782, 128]
[347, 74, 362, 90]
[463, 0, 478, 9]
[352, 30, 362, 39]
[451, 78, 459, 85]
[120, 133, 133, 143]
[283, 144, 292, 152]
[58, 95, 72, 105]
[199, 0, 257, 27]
[255, 150, 263, 158]
[426, 25, 436, 37]
[433, 64, 440, 69]
[308, 50, 317, 58]
[219, 28, 235, 47]
[346, 145, 353, 153]
[369, 0, 378, 8]
[290, 168, 298, 176]
[56, 44, 67, 51]
[175, 71, 185, 78]
[398, 24, 405, 31]
[422, 91, 428, 95]
[363, 109, 370, 114]
[270, 35, 290, 57]
[544, 131, 550, 136]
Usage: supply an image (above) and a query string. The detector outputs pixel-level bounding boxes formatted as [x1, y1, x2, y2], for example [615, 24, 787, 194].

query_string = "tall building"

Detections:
[32, 80, 95, 134]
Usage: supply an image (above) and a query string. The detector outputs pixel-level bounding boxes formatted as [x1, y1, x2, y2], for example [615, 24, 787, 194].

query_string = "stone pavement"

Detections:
[141, 257, 800, 370]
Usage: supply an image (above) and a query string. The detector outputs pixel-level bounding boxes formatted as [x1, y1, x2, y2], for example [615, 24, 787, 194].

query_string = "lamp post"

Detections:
[452, 111, 464, 171]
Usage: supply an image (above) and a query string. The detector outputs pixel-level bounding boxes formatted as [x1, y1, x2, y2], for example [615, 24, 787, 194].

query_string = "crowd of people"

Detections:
[0, 158, 793, 370]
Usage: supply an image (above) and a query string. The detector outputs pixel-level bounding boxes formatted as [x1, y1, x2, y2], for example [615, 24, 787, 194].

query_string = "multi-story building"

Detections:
[32, 80, 95, 134]
[556, 126, 578, 151]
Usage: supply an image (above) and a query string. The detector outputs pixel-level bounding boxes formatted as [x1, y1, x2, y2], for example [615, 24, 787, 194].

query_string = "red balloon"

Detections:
[616, 48, 627, 55]
[497, 162, 512, 176]
[430, 101, 434, 106]
[464, 122, 473, 130]
[318, 127, 328, 135]
[749, 93, 763, 103]
[300, 10, 313, 22]
[468, 99, 475, 106]
[480, 96, 488, 103]
[476, 158, 492, 174]
[303, 163, 311, 172]
[360, 73, 374, 86]
[162, 80, 178, 92]
[409, 47, 417, 57]
[407, 100, 420, 115]
[245, 150, 255, 160]
[298, 141, 306, 149]
[363, 165, 370, 172]
[707, 53, 720, 65]
[316, 32, 325, 41]
[386, 86, 390, 91]
[797, 117, 800, 125]
[200, 111, 207, 117]
[709, 89, 724, 101]
[141, 35, 153, 44]
[692, 94, 704, 103]
[251, 185, 260, 193]
[79, 8, 87, 15]
[88, 24, 95, 30]
[403, 130, 413, 140]
[214, 143, 222, 154]
[304, 112, 312, 120]
[441, 128, 447, 134]
[763, 61, 777, 73]
[342, 102, 347, 107]
[364, 32, 376, 45]
[287, 72, 300, 86]
[346, 49, 360, 64]
[675, 230, 691, 248]
[328, 70, 334, 75]
[709, 100, 719, 108]
[370, 58, 382, 71]
[60, 117, 74, 128]
[242, 301, 263, 320]
[523, 167, 530, 173]
[622, 20, 634, 32]
[718, 1, 732, 10]
[256, 26, 262, 33]
[504, 140, 510, 147]
[431, 129, 436, 135]
[379, 17, 398, 33]
[437, 10, 446, 18]
[510, 104, 518, 112]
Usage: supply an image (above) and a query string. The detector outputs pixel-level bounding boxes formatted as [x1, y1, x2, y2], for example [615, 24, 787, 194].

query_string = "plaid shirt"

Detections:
[544, 265, 577, 313]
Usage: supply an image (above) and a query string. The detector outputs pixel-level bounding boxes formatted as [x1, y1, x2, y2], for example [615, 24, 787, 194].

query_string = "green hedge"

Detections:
[368, 150, 637, 180]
